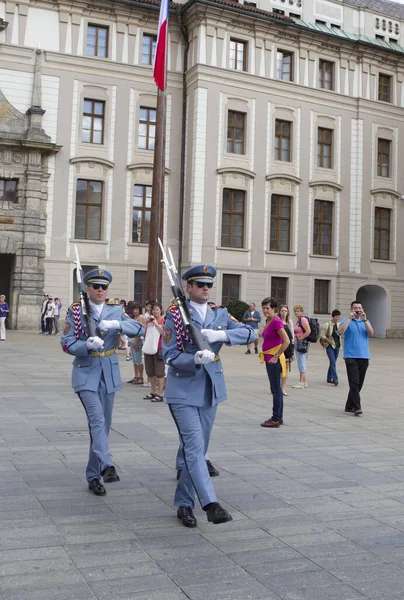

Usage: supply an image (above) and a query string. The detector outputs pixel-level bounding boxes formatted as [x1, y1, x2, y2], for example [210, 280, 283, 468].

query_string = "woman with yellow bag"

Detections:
[259, 297, 291, 428]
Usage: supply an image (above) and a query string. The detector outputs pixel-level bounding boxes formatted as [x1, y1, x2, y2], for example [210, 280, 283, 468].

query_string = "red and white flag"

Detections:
[153, 0, 169, 91]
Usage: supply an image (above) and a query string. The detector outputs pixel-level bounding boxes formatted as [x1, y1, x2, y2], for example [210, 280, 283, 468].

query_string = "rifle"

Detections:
[74, 245, 97, 338]
[158, 238, 213, 352]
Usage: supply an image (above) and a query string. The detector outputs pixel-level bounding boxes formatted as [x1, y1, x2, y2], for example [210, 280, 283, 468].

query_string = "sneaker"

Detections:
[292, 382, 305, 389]
[126, 356, 131, 361]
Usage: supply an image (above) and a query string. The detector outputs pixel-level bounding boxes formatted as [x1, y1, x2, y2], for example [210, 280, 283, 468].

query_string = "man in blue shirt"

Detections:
[242, 302, 261, 355]
[338, 300, 374, 416]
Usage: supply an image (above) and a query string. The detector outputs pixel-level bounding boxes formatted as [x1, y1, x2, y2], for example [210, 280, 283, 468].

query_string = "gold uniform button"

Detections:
[218, 326, 222, 329]
[176, 373, 179, 377]
[220, 369, 223, 373]
[78, 365, 81, 368]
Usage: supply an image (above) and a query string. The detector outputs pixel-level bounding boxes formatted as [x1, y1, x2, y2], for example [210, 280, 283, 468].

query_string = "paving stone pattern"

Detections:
[0, 332, 404, 599]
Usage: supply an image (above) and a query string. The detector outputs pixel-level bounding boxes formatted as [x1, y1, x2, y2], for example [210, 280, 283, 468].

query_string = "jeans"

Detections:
[54, 315, 60, 334]
[296, 350, 307, 373]
[345, 358, 369, 412]
[265, 361, 283, 422]
[326, 345, 340, 382]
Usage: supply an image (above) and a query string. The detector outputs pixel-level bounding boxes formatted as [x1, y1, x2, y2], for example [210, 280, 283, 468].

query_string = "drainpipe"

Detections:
[177, 6, 189, 273]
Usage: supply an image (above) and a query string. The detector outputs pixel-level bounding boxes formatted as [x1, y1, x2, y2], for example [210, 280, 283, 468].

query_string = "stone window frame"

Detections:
[276, 49, 294, 82]
[313, 198, 333, 256]
[131, 182, 153, 245]
[73, 177, 105, 241]
[135, 94, 157, 157]
[78, 85, 110, 152]
[313, 278, 330, 314]
[141, 33, 157, 66]
[82, 99, 106, 145]
[229, 37, 248, 72]
[86, 23, 109, 59]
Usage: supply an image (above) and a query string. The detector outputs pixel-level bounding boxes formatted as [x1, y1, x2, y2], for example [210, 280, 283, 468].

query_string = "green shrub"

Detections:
[225, 299, 249, 322]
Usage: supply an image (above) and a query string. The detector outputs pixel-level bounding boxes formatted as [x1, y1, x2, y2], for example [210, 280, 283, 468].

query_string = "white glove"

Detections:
[194, 350, 216, 365]
[99, 319, 121, 332]
[86, 336, 105, 351]
[201, 329, 228, 344]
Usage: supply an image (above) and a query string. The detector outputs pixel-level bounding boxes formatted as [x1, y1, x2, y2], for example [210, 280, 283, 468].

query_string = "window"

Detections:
[289, 12, 301, 18]
[277, 50, 293, 81]
[75, 180, 103, 240]
[376, 34, 385, 41]
[331, 24, 341, 30]
[314, 280, 330, 314]
[273, 8, 285, 14]
[0, 179, 17, 202]
[227, 111, 245, 154]
[378, 73, 392, 102]
[82, 99, 105, 144]
[374, 207, 391, 260]
[319, 60, 334, 90]
[142, 34, 157, 65]
[271, 277, 288, 305]
[270, 194, 291, 252]
[221, 189, 245, 248]
[313, 200, 333, 255]
[86, 25, 108, 58]
[377, 138, 391, 177]
[315, 19, 327, 26]
[275, 119, 292, 161]
[317, 127, 333, 168]
[138, 107, 156, 150]
[132, 185, 152, 243]
[134, 270, 148, 305]
[222, 274, 240, 305]
[229, 39, 247, 71]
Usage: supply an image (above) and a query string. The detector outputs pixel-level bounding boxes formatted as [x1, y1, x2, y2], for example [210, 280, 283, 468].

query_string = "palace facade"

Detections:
[0, 0, 404, 335]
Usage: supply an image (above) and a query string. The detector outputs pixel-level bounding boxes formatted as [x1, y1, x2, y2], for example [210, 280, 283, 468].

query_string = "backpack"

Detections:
[299, 316, 320, 343]
[283, 323, 294, 360]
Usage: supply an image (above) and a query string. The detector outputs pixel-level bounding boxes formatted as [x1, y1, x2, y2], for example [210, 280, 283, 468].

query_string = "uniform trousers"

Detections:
[169, 400, 217, 510]
[176, 444, 210, 470]
[77, 375, 115, 482]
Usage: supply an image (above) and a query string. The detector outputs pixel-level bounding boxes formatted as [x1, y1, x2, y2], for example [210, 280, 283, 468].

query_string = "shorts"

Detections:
[144, 352, 165, 378]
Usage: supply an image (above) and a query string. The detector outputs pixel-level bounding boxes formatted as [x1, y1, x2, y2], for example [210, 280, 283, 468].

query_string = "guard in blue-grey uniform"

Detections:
[61, 269, 144, 496]
[163, 264, 256, 527]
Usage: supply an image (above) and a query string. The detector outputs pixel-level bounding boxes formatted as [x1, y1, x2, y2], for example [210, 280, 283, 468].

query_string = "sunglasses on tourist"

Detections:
[91, 284, 109, 291]
[195, 281, 213, 289]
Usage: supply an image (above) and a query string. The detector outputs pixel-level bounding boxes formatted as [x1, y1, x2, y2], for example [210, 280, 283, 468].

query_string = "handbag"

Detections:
[296, 339, 308, 353]
[142, 323, 160, 355]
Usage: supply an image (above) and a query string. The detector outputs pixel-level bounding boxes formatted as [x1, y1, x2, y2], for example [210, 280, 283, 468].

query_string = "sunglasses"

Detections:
[195, 281, 213, 289]
[92, 284, 109, 291]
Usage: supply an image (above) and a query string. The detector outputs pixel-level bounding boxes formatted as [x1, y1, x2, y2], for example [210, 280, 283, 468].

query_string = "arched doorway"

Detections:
[356, 285, 388, 338]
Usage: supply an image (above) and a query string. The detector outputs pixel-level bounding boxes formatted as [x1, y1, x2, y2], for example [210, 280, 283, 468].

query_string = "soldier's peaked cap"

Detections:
[84, 269, 112, 286]
[182, 264, 217, 283]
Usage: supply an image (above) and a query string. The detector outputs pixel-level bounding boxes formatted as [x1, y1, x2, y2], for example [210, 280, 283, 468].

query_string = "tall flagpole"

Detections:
[147, 0, 169, 303]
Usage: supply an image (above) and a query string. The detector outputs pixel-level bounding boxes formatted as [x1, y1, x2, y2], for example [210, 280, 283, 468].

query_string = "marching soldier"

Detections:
[61, 269, 144, 496]
[163, 264, 256, 527]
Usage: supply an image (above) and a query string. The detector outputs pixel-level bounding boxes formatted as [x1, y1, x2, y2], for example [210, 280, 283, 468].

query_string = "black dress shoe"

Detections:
[206, 460, 219, 477]
[345, 408, 355, 413]
[88, 479, 106, 496]
[205, 502, 233, 524]
[177, 506, 197, 528]
[354, 409, 363, 415]
[333, 381, 339, 386]
[102, 466, 120, 483]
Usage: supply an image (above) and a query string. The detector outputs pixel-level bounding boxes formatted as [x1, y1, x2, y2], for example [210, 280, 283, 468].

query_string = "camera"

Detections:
[355, 310, 362, 315]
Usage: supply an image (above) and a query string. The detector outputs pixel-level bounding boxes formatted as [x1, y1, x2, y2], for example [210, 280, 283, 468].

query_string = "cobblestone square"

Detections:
[0, 332, 403, 599]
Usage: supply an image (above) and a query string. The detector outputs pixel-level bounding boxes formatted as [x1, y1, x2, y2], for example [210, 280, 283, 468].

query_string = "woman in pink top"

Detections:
[292, 304, 311, 389]
[260, 297, 290, 428]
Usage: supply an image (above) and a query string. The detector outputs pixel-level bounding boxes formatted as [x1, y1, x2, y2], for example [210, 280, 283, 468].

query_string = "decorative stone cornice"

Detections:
[217, 166, 256, 179]
[309, 180, 343, 191]
[266, 173, 302, 184]
[70, 157, 114, 168]
[128, 162, 170, 174]
[370, 187, 401, 199]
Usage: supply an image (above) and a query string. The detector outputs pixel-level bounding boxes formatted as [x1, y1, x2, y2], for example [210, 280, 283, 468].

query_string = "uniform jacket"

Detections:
[61, 303, 143, 394]
[163, 301, 256, 407]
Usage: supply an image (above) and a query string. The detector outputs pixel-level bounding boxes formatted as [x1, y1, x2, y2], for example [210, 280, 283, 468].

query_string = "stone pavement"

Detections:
[0, 333, 404, 600]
